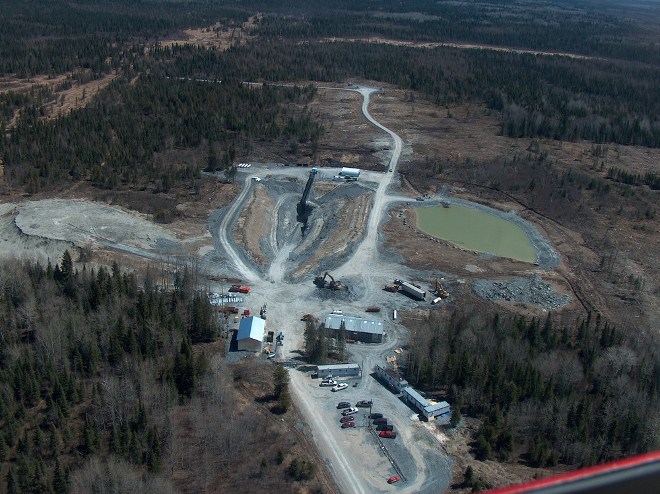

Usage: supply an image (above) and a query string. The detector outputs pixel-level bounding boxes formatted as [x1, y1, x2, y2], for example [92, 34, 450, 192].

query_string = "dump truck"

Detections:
[384, 284, 399, 293]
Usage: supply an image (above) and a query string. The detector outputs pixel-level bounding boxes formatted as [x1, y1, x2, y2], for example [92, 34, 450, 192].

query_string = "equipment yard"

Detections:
[0, 82, 656, 493]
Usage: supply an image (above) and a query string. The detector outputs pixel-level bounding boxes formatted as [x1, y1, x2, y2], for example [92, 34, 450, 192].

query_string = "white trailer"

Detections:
[400, 281, 426, 300]
[339, 167, 361, 178]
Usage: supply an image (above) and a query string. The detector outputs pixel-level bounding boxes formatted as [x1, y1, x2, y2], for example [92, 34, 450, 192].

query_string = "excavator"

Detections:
[314, 271, 342, 290]
[432, 280, 449, 298]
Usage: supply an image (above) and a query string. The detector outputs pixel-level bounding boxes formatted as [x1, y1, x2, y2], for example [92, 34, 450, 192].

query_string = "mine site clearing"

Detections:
[0, 84, 571, 493]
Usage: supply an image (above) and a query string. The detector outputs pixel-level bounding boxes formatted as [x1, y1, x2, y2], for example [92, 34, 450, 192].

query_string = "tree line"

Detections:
[406, 310, 659, 467]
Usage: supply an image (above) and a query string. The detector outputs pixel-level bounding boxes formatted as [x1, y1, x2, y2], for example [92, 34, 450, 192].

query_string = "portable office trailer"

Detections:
[317, 363, 361, 379]
[402, 386, 451, 420]
[400, 281, 426, 300]
[375, 365, 409, 393]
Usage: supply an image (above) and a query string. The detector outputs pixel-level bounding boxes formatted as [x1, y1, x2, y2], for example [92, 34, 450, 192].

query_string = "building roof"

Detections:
[379, 365, 408, 384]
[237, 316, 265, 342]
[400, 281, 425, 296]
[425, 401, 450, 413]
[403, 386, 427, 404]
[324, 314, 384, 335]
[317, 363, 360, 371]
[404, 387, 450, 415]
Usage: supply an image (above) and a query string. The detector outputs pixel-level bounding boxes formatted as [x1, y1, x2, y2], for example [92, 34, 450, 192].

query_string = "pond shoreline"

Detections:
[413, 196, 560, 270]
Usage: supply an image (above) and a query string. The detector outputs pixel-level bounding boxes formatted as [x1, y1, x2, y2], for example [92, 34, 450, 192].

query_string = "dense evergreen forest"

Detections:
[249, 0, 660, 64]
[156, 41, 660, 147]
[0, 254, 214, 492]
[0, 0, 248, 76]
[1, 80, 321, 192]
[406, 310, 660, 467]
[1, 0, 659, 198]
[0, 255, 313, 493]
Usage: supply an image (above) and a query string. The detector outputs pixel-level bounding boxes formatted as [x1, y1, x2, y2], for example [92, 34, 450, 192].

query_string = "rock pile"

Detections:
[473, 275, 570, 310]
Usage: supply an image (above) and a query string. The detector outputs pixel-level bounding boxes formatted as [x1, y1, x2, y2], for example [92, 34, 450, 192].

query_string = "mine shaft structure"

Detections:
[297, 167, 318, 235]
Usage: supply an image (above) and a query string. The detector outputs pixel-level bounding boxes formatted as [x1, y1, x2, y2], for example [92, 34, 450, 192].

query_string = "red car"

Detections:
[387, 475, 401, 484]
[340, 416, 355, 423]
[379, 431, 397, 439]
[341, 422, 356, 428]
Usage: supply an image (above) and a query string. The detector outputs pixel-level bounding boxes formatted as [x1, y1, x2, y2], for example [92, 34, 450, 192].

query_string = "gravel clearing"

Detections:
[472, 275, 571, 310]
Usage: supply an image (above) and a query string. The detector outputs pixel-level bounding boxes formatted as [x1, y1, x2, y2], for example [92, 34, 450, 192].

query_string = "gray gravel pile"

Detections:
[473, 275, 571, 310]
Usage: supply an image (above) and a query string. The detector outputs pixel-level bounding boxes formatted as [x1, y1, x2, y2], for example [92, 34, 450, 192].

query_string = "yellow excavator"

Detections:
[314, 271, 342, 290]
[433, 280, 449, 298]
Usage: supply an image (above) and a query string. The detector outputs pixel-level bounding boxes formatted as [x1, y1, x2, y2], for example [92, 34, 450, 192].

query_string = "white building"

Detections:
[237, 316, 265, 352]
[317, 363, 361, 379]
[375, 364, 409, 393]
[402, 386, 451, 420]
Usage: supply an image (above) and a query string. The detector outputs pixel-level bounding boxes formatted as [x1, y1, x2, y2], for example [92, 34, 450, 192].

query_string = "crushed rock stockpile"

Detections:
[473, 275, 571, 310]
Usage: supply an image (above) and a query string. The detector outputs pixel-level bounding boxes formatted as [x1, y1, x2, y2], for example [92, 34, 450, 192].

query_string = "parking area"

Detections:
[292, 366, 431, 492]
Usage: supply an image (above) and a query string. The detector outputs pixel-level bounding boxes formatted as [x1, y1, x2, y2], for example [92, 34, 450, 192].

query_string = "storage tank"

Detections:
[339, 167, 361, 178]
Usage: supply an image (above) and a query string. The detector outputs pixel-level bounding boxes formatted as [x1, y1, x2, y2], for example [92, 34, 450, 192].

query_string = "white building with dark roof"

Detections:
[237, 316, 265, 352]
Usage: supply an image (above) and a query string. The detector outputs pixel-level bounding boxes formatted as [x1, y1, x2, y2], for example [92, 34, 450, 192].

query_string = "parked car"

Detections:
[373, 418, 388, 425]
[341, 422, 356, 429]
[336, 402, 351, 409]
[369, 412, 383, 419]
[356, 400, 373, 407]
[340, 416, 355, 423]
[342, 407, 358, 416]
[376, 424, 394, 432]
[320, 379, 337, 387]
[387, 475, 400, 484]
[379, 431, 397, 439]
[332, 383, 348, 392]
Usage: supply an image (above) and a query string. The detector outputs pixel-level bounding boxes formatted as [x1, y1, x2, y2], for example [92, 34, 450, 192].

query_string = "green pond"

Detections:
[415, 205, 537, 263]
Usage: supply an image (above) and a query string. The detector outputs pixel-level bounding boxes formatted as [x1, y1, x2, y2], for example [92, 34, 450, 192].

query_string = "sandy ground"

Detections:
[0, 198, 209, 267]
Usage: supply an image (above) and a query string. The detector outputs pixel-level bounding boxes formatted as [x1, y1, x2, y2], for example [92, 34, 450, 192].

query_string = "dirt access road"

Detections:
[213, 86, 450, 494]
[0, 85, 451, 493]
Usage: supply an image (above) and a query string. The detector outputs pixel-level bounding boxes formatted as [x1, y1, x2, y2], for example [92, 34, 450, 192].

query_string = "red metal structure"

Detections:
[486, 451, 660, 494]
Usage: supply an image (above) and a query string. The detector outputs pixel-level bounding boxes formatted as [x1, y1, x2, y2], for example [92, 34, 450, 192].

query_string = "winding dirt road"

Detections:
[213, 85, 449, 494]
